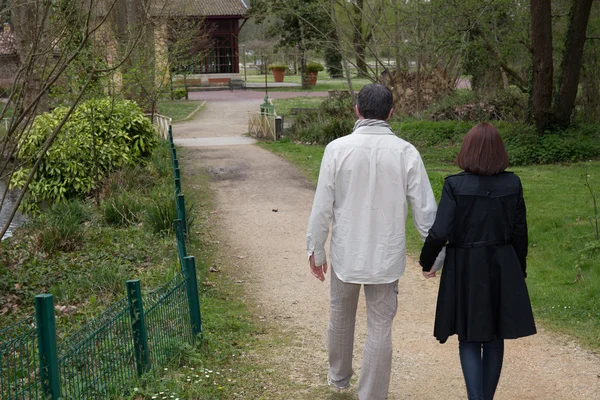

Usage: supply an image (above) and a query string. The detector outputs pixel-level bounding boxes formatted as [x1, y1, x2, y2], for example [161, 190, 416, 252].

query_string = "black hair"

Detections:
[357, 84, 394, 120]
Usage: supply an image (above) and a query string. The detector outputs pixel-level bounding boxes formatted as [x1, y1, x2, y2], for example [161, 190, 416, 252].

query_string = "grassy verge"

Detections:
[272, 97, 325, 117]
[0, 138, 294, 398]
[157, 100, 204, 122]
[246, 71, 370, 92]
[258, 138, 600, 351]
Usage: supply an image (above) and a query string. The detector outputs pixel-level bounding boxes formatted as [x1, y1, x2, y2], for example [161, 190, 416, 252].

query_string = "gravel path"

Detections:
[175, 96, 600, 399]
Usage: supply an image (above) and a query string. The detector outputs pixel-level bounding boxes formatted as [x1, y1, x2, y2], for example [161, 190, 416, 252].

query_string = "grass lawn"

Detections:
[246, 70, 371, 92]
[157, 100, 204, 122]
[259, 137, 600, 350]
[272, 96, 325, 117]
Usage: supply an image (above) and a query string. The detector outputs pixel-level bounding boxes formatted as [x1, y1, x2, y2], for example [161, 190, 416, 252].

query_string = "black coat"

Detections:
[419, 171, 537, 344]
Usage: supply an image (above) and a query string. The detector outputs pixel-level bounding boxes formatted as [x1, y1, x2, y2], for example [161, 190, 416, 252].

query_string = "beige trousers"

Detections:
[328, 268, 399, 400]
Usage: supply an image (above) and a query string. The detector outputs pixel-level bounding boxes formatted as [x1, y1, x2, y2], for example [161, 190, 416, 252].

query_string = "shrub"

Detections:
[424, 89, 526, 122]
[268, 64, 288, 71]
[306, 62, 324, 73]
[10, 97, 159, 213]
[286, 94, 354, 144]
[392, 120, 600, 166]
[324, 47, 343, 78]
[171, 88, 187, 100]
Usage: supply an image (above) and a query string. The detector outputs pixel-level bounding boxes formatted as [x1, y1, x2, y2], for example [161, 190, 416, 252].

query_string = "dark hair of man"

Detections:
[456, 122, 509, 176]
[357, 84, 394, 120]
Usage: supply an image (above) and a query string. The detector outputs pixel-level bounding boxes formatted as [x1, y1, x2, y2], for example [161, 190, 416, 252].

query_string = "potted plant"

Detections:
[268, 64, 288, 83]
[305, 62, 324, 86]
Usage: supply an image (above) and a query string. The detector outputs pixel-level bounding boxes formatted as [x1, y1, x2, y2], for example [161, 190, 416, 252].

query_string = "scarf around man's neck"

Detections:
[353, 118, 391, 132]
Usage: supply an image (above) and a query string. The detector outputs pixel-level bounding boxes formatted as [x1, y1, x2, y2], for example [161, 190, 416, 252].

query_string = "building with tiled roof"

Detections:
[0, 24, 19, 88]
[153, 0, 249, 84]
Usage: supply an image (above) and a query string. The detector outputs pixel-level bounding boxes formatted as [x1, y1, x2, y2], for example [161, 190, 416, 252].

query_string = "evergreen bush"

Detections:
[11, 98, 158, 213]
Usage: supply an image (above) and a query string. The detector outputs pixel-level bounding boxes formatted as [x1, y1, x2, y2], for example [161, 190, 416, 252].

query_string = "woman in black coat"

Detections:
[419, 122, 536, 400]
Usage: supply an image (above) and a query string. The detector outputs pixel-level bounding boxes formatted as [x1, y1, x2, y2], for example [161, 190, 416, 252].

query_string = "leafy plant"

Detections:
[268, 64, 288, 71]
[286, 94, 354, 144]
[144, 190, 178, 235]
[35, 200, 89, 254]
[10, 98, 158, 213]
[170, 88, 187, 101]
[306, 62, 324, 73]
[103, 192, 144, 226]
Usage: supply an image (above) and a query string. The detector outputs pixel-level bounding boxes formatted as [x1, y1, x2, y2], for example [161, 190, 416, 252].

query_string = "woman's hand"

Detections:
[423, 270, 437, 279]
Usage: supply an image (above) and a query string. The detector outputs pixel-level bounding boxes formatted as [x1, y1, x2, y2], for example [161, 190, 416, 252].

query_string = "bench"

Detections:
[208, 78, 231, 85]
[229, 79, 246, 91]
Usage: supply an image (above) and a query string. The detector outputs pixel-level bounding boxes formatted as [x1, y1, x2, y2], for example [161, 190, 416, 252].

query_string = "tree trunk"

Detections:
[530, 0, 554, 133]
[11, 1, 49, 113]
[352, 0, 368, 77]
[581, 65, 600, 121]
[299, 49, 309, 89]
[553, 0, 595, 128]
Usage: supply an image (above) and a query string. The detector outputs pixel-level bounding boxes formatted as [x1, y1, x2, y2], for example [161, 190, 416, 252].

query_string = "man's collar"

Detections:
[352, 126, 395, 135]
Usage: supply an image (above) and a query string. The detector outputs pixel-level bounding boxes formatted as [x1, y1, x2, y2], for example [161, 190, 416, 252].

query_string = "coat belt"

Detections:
[449, 239, 511, 249]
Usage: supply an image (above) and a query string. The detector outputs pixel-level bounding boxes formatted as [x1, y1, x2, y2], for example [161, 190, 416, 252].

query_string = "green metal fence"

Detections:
[0, 122, 201, 399]
[0, 317, 42, 399]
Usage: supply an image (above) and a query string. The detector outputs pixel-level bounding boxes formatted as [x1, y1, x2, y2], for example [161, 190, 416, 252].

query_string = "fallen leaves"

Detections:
[202, 279, 216, 288]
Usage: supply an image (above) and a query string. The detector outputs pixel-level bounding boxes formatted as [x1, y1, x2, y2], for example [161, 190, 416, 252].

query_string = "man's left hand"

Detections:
[309, 253, 328, 282]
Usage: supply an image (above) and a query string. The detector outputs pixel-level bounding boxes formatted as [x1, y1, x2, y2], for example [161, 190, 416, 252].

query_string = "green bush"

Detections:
[10, 98, 158, 213]
[268, 64, 288, 71]
[306, 62, 324, 73]
[393, 120, 600, 166]
[424, 89, 526, 122]
[286, 95, 354, 144]
[171, 88, 187, 100]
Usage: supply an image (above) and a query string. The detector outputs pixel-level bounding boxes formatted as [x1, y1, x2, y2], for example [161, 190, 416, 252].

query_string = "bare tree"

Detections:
[0, 0, 151, 238]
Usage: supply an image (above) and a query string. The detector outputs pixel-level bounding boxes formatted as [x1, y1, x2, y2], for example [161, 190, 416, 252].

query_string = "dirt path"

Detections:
[176, 96, 600, 399]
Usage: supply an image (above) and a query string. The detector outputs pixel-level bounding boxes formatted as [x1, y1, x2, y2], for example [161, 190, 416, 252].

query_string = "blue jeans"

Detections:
[459, 339, 504, 400]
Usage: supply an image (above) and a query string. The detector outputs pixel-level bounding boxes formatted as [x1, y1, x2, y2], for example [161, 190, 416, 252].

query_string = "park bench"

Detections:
[229, 78, 245, 91]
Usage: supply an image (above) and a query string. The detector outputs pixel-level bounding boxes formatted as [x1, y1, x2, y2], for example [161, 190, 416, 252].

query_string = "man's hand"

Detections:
[309, 253, 328, 282]
[422, 269, 437, 279]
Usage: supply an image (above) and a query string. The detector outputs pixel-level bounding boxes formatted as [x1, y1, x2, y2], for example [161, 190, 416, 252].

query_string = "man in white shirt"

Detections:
[306, 84, 441, 399]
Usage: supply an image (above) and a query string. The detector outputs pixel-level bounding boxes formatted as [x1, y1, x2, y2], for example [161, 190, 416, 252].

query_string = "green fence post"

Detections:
[172, 148, 178, 164]
[184, 256, 203, 340]
[126, 280, 151, 376]
[175, 177, 181, 195]
[35, 294, 60, 400]
[175, 219, 187, 268]
[168, 125, 173, 144]
[174, 167, 181, 182]
[177, 193, 187, 236]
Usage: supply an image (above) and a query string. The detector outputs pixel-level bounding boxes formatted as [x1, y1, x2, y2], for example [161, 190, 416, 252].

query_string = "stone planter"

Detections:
[271, 68, 285, 83]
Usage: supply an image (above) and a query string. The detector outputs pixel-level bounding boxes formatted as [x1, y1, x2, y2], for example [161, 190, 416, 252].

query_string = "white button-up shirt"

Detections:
[306, 125, 440, 284]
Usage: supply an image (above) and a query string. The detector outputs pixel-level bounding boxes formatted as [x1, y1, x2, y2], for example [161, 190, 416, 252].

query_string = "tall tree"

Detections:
[531, 0, 595, 132]
[251, 0, 333, 88]
[554, 0, 596, 128]
[531, 0, 554, 132]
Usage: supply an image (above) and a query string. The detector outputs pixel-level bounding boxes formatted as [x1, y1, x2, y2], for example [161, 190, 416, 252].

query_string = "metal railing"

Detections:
[0, 122, 201, 400]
